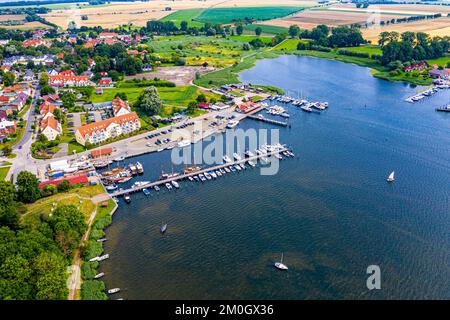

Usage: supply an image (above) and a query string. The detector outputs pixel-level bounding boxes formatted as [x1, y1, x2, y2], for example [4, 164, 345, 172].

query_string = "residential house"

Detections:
[0, 106, 14, 121]
[75, 112, 141, 146]
[40, 116, 62, 141]
[98, 77, 112, 87]
[404, 61, 428, 72]
[0, 119, 16, 135]
[23, 39, 51, 48]
[40, 102, 58, 119]
[41, 93, 60, 104]
[112, 96, 130, 116]
[23, 70, 35, 82]
[49, 70, 92, 87]
[236, 101, 259, 113]
[99, 32, 118, 39]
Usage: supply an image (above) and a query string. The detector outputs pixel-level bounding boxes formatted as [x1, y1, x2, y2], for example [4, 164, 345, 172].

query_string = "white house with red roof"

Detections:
[41, 116, 62, 141]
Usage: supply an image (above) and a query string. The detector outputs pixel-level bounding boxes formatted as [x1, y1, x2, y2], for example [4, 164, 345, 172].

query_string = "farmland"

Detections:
[362, 16, 450, 44]
[159, 9, 204, 28]
[39, 0, 318, 29]
[243, 24, 289, 35]
[262, 7, 414, 30]
[195, 6, 306, 24]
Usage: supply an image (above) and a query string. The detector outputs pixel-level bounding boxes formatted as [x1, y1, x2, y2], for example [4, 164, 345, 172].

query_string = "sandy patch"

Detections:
[125, 66, 216, 86]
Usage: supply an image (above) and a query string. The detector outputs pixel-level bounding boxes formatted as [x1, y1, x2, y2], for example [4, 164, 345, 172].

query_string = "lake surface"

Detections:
[101, 56, 450, 299]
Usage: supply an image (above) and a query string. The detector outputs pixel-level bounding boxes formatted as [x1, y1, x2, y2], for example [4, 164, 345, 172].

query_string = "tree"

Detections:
[2, 145, 12, 157]
[57, 180, 70, 193]
[40, 85, 55, 96]
[255, 27, 262, 36]
[61, 91, 76, 110]
[33, 252, 68, 300]
[196, 93, 207, 103]
[16, 171, 41, 204]
[114, 92, 128, 101]
[187, 101, 197, 115]
[236, 24, 244, 36]
[288, 25, 300, 38]
[2, 72, 14, 87]
[0, 181, 19, 228]
[135, 86, 162, 116]
[378, 31, 390, 47]
[180, 20, 188, 32]
[401, 31, 416, 45]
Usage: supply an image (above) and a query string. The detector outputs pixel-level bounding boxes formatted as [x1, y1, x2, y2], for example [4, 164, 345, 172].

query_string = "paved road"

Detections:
[14, 88, 39, 151]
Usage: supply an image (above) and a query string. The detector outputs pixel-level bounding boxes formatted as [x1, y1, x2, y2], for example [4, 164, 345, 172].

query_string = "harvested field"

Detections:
[0, 21, 50, 29]
[362, 16, 450, 43]
[40, 0, 318, 29]
[327, 3, 450, 16]
[263, 9, 410, 29]
[124, 66, 216, 86]
[0, 14, 25, 21]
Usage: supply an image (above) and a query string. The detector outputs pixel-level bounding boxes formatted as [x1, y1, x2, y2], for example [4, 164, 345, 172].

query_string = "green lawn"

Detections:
[229, 35, 273, 44]
[0, 166, 10, 181]
[272, 39, 309, 51]
[243, 24, 288, 35]
[196, 6, 305, 24]
[345, 45, 383, 56]
[427, 56, 450, 68]
[159, 9, 205, 28]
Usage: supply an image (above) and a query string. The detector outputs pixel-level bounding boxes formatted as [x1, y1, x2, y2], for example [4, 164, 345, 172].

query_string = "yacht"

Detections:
[124, 193, 131, 203]
[188, 176, 194, 182]
[223, 155, 232, 163]
[106, 184, 118, 191]
[226, 120, 239, 129]
[229, 166, 236, 172]
[165, 183, 172, 190]
[193, 176, 200, 182]
[274, 253, 288, 271]
[239, 163, 246, 170]
[199, 174, 206, 182]
[233, 153, 242, 161]
[248, 160, 256, 167]
[136, 162, 144, 174]
[114, 155, 125, 162]
[301, 105, 313, 112]
[244, 150, 255, 158]
[204, 172, 212, 180]
[224, 167, 231, 173]
[216, 170, 222, 177]
[234, 164, 242, 171]
[177, 140, 191, 148]
[210, 171, 217, 179]
[171, 180, 180, 189]
[274, 153, 283, 160]
[220, 168, 226, 175]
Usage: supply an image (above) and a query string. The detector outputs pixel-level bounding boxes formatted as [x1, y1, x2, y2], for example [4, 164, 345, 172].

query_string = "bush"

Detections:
[81, 280, 108, 300]
[338, 50, 370, 58]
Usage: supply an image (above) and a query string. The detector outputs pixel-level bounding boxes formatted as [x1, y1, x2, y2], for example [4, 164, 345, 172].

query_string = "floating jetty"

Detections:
[247, 114, 289, 126]
[110, 146, 291, 198]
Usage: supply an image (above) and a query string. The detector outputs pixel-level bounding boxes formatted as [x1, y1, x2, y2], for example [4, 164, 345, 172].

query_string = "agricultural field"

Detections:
[40, 0, 318, 29]
[125, 66, 215, 86]
[345, 45, 383, 56]
[229, 35, 273, 44]
[159, 9, 204, 28]
[0, 14, 25, 21]
[328, 3, 450, 16]
[243, 24, 289, 35]
[262, 7, 413, 30]
[272, 39, 310, 51]
[195, 6, 306, 24]
[362, 16, 450, 44]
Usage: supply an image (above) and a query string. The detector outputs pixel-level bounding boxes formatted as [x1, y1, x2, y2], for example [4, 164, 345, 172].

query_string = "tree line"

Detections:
[378, 31, 450, 65]
[0, 171, 87, 300]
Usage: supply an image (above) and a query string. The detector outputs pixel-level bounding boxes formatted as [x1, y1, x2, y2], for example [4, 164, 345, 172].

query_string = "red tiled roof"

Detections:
[76, 112, 140, 137]
[39, 174, 88, 188]
[91, 147, 113, 158]
[40, 115, 60, 131]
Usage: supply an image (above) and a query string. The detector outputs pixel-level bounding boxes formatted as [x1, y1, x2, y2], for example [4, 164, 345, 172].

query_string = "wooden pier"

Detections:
[110, 147, 290, 197]
[247, 114, 289, 127]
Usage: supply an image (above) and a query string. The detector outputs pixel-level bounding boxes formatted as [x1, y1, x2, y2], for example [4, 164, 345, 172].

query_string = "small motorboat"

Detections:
[143, 188, 150, 196]
[160, 223, 167, 234]
[106, 184, 118, 191]
[108, 288, 120, 294]
[171, 180, 180, 189]
[124, 193, 131, 203]
[224, 167, 231, 173]
[188, 176, 194, 182]
[94, 272, 105, 279]
[165, 183, 172, 190]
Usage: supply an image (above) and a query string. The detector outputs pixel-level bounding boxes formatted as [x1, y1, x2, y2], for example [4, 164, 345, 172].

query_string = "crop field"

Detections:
[263, 8, 412, 29]
[243, 24, 289, 35]
[328, 3, 450, 16]
[159, 9, 204, 28]
[40, 0, 318, 29]
[362, 16, 450, 43]
[272, 39, 310, 51]
[0, 21, 50, 29]
[229, 35, 273, 44]
[0, 14, 25, 21]
[195, 6, 306, 24]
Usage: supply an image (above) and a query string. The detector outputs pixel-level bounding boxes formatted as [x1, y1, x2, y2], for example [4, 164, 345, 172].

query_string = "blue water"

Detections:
[101, 56, 450, 299]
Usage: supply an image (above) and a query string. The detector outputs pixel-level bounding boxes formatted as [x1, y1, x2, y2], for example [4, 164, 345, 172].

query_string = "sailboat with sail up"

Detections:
[387, 171, 395, 182]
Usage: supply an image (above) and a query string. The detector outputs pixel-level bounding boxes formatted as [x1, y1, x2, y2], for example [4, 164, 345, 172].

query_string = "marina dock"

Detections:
[247, 114, 289, 126]
[110, 147, 290, 197]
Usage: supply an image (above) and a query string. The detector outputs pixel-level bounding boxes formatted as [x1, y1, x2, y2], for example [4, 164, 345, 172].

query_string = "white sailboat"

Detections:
[387, 171, 395, 182]
[274, 253, 288, 271]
